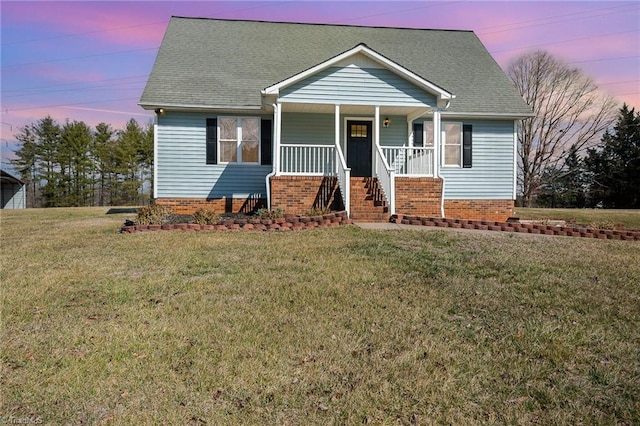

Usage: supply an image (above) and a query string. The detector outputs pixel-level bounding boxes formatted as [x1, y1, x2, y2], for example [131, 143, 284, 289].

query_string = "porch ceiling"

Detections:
[280, 102, 431, 117]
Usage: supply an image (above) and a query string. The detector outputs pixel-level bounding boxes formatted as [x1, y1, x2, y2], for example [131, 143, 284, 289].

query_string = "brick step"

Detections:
[349, 177, 388, 221]
[350, 212, 390, 222]
[351, 203, 388, 210]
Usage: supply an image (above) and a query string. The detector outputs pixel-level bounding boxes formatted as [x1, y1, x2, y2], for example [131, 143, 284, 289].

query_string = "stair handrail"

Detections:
[374, 143, 395, 215]
[335, 144, 351, 217]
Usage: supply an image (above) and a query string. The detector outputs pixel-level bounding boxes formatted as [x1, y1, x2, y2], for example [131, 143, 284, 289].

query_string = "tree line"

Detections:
[508, 51, 639, 209]
[12, 116, 153, 208]
[536, 104, 640, 209]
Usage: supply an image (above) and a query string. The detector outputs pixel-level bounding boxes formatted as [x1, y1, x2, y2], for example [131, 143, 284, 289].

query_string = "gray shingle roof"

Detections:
[140, 17, 531, 115]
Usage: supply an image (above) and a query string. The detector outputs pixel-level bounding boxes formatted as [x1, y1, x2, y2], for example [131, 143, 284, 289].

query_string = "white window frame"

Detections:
[441, 122, 463, 168]
[218, 116, 261, 164]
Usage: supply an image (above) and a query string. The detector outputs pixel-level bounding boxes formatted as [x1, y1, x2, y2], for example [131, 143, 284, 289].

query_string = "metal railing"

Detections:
[382, 146, 434, 176]
[279, 144, 335, 175]
[375, 144, 395, 215]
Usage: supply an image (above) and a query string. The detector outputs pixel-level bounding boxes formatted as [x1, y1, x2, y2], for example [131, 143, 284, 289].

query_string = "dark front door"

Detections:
[347, 120, 372, 177]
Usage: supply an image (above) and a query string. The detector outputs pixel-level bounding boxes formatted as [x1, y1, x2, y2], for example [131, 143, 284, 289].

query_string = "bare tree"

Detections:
[507, 51, 617, 206]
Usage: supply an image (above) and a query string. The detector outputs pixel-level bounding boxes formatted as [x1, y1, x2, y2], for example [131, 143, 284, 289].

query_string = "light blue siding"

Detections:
[281, 67, 436, 107]
[1, 181, 25, 209]
[156, 112, 271, 198]
[282, 113, 407, 147]
[377, 115, 407, 147]
[438, 119, 515, 199]
[281, 113, 333, 145]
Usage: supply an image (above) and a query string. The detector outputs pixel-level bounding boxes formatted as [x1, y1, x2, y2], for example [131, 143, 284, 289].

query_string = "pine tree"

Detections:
[585, 104, 640, 208]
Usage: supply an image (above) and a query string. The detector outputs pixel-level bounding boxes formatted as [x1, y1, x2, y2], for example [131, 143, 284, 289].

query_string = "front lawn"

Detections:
[1, 208, 639, 424]
[515, 207, 640, 230]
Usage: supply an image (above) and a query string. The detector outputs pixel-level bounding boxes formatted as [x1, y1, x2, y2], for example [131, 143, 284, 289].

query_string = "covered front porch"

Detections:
[268, 103, 444, 218]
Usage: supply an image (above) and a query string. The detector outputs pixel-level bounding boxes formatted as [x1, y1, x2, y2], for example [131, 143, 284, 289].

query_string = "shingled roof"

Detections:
[140, 17, 531, 115]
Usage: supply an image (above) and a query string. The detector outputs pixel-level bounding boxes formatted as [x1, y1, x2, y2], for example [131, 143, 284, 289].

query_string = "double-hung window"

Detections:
[218, 117, 260, 164]
[443, 122, 462, 167]
[416, 120, 471, 168]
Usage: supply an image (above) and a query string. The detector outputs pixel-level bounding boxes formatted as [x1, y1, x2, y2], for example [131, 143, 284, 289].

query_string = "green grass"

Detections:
[1, 208, 639, 424]
[515, 207, 640, 230]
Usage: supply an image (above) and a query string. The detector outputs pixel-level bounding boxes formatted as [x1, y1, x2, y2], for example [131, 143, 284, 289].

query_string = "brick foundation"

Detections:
[155, 196, 266, 215]
[444, 199, 514, 222]
[270, 176, 343, 215]
[395, 177, 443, 217]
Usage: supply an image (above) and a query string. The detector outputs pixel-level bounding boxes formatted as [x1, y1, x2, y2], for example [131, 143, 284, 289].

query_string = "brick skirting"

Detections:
[444, 199, 513, 222]
[155, 197, 266, 215]
[270, 176, 343, 215]
[395, 177, 443, 217]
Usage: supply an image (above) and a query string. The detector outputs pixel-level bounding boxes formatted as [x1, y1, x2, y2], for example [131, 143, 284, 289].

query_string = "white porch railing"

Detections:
[375, 144, 395, 215]
[382, 146, 434, 176]
[280, 144, 335, 175]
[336, 147, 351, 217]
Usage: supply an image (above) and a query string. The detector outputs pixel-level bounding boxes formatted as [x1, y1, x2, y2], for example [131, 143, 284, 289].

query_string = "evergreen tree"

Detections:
[537, 144, 587, 208]
[60, 120, 93, 206]
[33, 116, 62, 207]
[94, 123, 116, 206]
[585, 104, 640, 208]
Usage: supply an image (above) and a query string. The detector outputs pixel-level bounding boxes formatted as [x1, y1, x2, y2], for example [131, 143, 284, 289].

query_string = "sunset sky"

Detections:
[1, 0, 639, 171]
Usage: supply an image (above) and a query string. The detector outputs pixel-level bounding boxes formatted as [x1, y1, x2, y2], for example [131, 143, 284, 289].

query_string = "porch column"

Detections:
[275, 101, 282, 176]
[374, 105, 380, 147]
[334, 104, 340, 149]
[433, 108, 441, 177]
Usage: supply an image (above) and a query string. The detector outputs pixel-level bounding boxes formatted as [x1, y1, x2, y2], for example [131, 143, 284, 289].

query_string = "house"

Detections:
[1, 169, 26, 209]
[139, 17, 532, 221]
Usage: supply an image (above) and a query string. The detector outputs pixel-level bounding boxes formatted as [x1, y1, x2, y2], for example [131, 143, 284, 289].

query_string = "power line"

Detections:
[476, 3, 639, 36]
[490, 29, 639, 54]
[2, 47, 159, 70]
[567, 55, 639, 65]
[1, 21, 168, 46]
[1, 74, 149, 94]
[2, 80, 147, 99]
[4, 97, 141, 113]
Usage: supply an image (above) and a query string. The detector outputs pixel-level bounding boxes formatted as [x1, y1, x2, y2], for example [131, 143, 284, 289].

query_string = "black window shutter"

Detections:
[261, 119, 273, 165]
[463, 124, 472, 168]
[206, 118, 217, 165]
[413, 122, 424, 147]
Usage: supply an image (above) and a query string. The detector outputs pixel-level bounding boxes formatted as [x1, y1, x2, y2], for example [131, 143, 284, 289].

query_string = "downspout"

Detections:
[265, 103, 279, 209]
[438, 99, 452, 218]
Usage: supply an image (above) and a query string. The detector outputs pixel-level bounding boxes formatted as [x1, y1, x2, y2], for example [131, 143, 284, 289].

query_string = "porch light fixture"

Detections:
[383, 117, 391, 128]
[154, 108, 165, 115]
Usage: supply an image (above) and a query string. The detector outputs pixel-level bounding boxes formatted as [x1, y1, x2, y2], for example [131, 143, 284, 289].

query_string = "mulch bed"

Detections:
[121, 211, 352, 233]
[391, 214, 640, 241]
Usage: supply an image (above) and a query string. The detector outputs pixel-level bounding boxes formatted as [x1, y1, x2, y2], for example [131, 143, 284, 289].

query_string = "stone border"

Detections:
[391, 214, 640, 241]
[121, 211, 353, 233]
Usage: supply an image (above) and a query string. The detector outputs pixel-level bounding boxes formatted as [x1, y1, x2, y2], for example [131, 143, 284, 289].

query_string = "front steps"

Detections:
[349, 177, 390, 222]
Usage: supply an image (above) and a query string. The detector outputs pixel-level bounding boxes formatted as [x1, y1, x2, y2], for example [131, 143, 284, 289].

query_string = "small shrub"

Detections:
[255, 208, 284, 219]
[304, 206, 331, 216]
[137, 204, 173, 225]
[192, 208, 220, 225]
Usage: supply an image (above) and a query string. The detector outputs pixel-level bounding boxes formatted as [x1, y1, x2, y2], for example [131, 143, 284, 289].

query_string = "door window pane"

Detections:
[351, 124, 367, 138]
